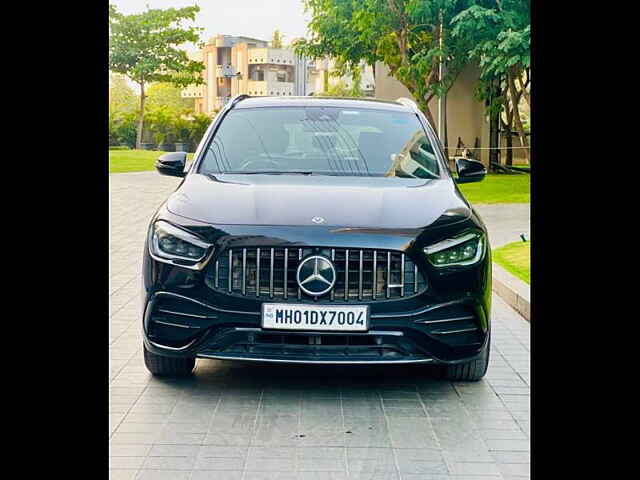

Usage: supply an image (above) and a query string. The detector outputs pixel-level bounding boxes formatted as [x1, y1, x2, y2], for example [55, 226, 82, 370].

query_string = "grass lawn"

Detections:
[458, 173, 530, 204]
[109, 149, 194, 173]
[493, 241, 530, 284]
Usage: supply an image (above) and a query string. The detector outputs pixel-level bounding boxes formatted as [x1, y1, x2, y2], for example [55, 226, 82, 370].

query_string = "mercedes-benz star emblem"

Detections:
[311, 216, 325, 224]
[296, 255, 336, 296]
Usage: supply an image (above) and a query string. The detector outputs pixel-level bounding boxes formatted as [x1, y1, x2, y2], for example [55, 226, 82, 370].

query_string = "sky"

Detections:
[109, 0, 311, 50]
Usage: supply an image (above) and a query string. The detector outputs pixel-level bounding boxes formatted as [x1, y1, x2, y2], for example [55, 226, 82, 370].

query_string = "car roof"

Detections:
[233, 96, 414, 113]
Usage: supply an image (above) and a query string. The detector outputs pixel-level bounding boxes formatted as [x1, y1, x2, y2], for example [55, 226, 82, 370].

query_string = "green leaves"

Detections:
[451, 1, 530, 80]
[109, 4, 206, 147]
[108, 4, 205, 88]
[297, 0, 493, 127]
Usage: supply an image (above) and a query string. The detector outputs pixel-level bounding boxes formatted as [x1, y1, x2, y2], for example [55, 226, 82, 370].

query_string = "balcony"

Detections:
[248, 48, 295, 65]
[247, 81, 294, 97]
[181, 85, 203, 98]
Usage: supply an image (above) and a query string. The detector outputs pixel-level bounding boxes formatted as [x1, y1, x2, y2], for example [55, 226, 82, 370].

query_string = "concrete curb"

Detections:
[492, 262, 530, 322]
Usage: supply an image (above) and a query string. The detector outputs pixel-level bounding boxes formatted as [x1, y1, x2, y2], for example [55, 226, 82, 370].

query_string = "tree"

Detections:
[145, 105, 176, 146]
[146, 82, 194, 112]
[188, 113, 213, 147]
[109, 73, 137, 146]
[317, 65, 363, 97]
[295, 0, 478, 130]
[271, 29, 285, 49]
[451, 0, 530, 162]
[109, 4, 205, 148]
[109, 73, 137, 114]
[110, 111, 138, 148]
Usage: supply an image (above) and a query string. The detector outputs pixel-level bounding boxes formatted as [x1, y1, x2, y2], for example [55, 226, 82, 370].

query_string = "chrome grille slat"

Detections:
[283, 248, 288, 300]
[330, 249, 335, 301]
[386, 252, 391, 299]
[269, 248, 274, 298]
[210, 247, 426, 302]
[256, 248, 261, 297]
[298, 248, 302, 300]
[228, 249, 233, 293]
[358, 250, 363, 301]
[372, 251, 377, 300]
[242, 249, 247, 295]
[400, 253, 405, 297]
[345, 249, 349, 301]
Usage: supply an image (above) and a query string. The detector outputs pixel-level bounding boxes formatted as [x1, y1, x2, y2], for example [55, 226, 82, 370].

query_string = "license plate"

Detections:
[262, 303, 369, 332]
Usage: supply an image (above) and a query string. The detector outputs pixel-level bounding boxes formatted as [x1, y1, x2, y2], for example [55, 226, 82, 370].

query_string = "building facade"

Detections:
[374, 62, 491, 165]
[308, 58, 375, 96]
[182, 34, 379, 115]
[182, 35, 315, 115]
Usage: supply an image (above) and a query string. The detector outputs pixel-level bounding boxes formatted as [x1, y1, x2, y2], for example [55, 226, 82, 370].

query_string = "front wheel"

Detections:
[442, 337, 490, 381]
[143, 343, 195, 376]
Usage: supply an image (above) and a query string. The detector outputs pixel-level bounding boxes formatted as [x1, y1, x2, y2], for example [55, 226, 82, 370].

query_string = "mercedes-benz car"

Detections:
[142, 95, 491, 381]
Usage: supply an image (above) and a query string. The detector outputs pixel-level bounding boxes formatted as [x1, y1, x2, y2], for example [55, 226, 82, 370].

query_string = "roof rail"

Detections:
[395, 97, 420, 113]
[229, 94, 251, 109]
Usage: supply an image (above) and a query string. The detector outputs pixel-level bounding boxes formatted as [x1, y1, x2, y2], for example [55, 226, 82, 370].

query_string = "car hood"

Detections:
[167, 173, 471, 229]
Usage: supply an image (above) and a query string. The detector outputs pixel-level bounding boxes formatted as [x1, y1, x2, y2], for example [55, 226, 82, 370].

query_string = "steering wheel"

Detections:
[238, 158, 281, 171]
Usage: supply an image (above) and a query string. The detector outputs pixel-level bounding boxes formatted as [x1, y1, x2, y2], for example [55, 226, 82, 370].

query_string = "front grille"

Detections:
[200, 328, 430, 361]
[205, 247, 427, 302]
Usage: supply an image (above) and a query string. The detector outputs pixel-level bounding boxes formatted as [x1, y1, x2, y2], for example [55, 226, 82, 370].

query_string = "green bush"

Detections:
[146, 105, 176, 146]
[173, 116, 192, 143]
[108, 107, 213, 149]
[109, 145, 131, 150]
[109, 110, 138, 148]
[188, 113, 212, 148]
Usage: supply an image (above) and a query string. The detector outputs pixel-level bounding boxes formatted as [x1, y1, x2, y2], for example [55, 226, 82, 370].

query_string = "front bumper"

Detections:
[142, 290, 490, 365]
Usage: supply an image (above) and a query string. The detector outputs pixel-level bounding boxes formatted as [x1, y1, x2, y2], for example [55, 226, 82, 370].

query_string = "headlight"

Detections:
[149, 221, 214, 268]
[424, 232, 485, 267]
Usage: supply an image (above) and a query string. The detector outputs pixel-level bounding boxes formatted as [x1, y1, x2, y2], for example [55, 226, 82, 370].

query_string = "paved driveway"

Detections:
[473, 204, 530, 249]
[109, 172, 530, 480]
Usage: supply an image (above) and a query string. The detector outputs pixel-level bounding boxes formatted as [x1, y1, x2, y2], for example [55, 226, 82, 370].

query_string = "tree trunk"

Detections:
[505, 126, 513, 166]
[136, 82, 146, 149]
[500, 82, 515, 166]
[489, 80, 500, 168]
[517, 74, 530, 109]
[418, 101, 437, 132]
[507, 71, 529, 162]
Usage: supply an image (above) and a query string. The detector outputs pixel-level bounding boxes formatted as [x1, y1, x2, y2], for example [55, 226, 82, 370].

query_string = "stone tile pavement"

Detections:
[109, 172, 530, 479]
[473, 204, 529, 249]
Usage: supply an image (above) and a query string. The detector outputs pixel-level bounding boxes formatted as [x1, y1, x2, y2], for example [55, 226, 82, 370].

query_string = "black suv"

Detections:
[142, 95, 491, 381]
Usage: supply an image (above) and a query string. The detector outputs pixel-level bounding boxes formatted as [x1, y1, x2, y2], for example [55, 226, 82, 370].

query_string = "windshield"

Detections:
[198, 106, 441, 178]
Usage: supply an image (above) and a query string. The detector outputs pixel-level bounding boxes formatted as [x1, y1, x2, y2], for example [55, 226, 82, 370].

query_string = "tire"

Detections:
[143, 343, 195, 376]
[442, 337, 490, 381]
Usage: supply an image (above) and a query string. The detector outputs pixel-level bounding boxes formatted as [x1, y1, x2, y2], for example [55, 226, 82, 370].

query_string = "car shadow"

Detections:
[150, 358, 456, 395]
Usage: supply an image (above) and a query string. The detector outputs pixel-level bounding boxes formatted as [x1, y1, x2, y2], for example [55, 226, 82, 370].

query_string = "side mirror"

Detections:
[455, 158, 486, 184]
[156, 152, 186, 177]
